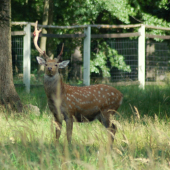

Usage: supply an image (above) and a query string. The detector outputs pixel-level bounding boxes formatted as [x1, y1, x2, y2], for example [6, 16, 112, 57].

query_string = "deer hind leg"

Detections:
[99, 112, 117, 147]
[66, 117, 73, 144]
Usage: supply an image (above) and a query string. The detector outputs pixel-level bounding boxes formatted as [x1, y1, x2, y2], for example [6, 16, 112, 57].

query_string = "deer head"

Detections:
[33, 21, 69, 77]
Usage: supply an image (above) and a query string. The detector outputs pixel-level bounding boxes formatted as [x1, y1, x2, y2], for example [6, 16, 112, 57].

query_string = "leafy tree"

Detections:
[91, 42, 131, 77]
[11, 0, 170, 33]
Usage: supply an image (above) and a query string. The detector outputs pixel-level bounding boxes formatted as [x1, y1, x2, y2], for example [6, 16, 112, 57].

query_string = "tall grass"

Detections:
[117, 85, 170, 118]
[0, 85, 169, 169]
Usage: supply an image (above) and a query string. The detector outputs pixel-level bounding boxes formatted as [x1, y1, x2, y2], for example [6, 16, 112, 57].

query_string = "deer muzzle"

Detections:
[48, 67, 52, 71]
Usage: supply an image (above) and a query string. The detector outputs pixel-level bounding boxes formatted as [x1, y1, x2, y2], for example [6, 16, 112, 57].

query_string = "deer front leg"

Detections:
[54, 113, 64, 143]
[66, 117, 73, 144]
[55, 121, 62, 141]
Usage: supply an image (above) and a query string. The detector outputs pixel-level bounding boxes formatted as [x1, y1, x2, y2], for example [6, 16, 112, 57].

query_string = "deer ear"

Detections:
[59, 60, 70, 68]
[36, 57, 46, 65]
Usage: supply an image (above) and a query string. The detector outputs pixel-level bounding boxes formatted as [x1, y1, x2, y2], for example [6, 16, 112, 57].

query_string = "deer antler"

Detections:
[56, 43, 64, 62]
[33, 21, 48, 59]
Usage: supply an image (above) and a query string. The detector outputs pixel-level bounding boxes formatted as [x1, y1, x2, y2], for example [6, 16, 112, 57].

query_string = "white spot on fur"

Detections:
[111, 92, 114, 95]
[69, 105, 72, 108]
[101, 88, 103, 90]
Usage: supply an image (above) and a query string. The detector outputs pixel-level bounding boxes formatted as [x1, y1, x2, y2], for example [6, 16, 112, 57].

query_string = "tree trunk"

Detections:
[0, 0, 23, 112]
[38, 0, 49, 75]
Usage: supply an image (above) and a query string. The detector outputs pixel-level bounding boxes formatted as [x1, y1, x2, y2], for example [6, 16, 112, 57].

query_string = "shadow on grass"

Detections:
[16, 85, 48, 113]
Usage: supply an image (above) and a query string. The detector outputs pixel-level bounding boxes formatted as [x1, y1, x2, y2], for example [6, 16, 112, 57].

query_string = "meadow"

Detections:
[0, 85, 170, 170]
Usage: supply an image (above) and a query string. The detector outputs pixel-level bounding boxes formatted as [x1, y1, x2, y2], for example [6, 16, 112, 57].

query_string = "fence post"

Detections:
[23, 23, 31, 93]
[83, 26, 91, 86]
[138, 24, 145, 89]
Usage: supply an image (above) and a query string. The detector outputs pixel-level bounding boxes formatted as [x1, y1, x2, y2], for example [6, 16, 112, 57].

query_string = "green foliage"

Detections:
[11, 0, 170, 31]
[99, 0, 135, 24]
[129, 0, 170, 28]
[11, 0, 170, 52]
[11, 0, 43, 22]
[91, 42, 131, 77]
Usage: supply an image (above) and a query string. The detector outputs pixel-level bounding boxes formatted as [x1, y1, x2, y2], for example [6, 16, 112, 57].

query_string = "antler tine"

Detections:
[57, 43, 64, 61]
[33, 21, 48, 59]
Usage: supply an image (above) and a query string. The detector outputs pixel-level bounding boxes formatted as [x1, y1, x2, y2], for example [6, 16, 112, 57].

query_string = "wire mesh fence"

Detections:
[108, 38, 138, 82]
[11, 26, 170, 92]
[146, 40, 170, 84]
[12, 36, 24, 84]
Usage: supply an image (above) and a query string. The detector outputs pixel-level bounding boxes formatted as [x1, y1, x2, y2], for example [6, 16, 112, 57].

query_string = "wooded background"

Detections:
[11, 0, 170, 86]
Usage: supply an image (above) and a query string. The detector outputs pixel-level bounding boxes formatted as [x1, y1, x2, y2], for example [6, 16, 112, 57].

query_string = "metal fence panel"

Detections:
[12, 36, 23, 84]
[146, 40, 170, 84]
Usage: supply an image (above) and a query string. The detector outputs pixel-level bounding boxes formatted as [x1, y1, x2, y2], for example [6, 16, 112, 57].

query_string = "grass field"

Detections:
[0, 85, 170, 169]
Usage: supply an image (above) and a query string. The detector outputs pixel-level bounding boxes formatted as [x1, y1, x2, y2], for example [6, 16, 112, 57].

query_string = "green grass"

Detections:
[0, 85, 170, 169]
[117, 85, 170, 118]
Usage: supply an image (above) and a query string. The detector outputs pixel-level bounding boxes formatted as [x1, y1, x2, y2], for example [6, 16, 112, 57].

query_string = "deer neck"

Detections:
[44, 73, 65, 99]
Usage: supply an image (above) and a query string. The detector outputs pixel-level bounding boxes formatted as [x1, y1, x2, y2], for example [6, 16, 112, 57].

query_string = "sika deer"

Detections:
[33, 21, 123, 146]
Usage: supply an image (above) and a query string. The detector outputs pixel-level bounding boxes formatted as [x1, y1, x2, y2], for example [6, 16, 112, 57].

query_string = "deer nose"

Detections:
[48, 67, 52, 71]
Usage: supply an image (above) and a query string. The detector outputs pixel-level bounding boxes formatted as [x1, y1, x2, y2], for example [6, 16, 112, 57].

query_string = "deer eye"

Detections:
[55, 64, 58, 66]
[45, 64, 47, 66]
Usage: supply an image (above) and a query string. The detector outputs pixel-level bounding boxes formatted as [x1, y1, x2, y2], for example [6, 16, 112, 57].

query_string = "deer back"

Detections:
[64, 84, 123, 121]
